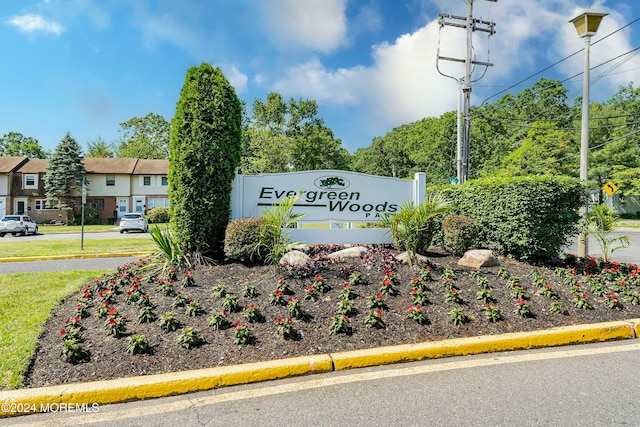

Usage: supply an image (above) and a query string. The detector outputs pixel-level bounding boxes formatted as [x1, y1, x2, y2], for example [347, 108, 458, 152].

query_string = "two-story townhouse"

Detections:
[0, 156, 29, 216]
[84, 157, 139, 223]
[2, 157, 169, 224]
[130, 159, 170, 215]
[12, 158, 52, 221]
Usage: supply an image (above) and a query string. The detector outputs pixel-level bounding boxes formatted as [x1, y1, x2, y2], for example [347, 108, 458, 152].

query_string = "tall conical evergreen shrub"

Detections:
[168, 63, 242, 257]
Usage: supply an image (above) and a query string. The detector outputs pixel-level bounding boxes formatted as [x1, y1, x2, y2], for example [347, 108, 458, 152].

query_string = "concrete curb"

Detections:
[2, 319, 639, 418]
[0, 253, 150, 263]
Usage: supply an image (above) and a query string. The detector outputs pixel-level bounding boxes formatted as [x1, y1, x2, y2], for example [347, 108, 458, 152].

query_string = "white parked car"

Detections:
[0, 215, 39, 237]
[119, 213, 149, 233]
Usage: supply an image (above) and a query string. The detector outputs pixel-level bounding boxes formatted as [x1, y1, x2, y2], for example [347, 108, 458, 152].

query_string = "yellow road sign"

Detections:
[602, 180, 618, 196]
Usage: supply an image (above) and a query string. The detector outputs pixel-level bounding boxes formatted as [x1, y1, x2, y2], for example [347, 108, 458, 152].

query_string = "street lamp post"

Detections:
[569, 11, 607, 259]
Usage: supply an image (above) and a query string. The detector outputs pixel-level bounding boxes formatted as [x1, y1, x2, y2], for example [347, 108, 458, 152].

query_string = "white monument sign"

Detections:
[230, 170, 426, 244]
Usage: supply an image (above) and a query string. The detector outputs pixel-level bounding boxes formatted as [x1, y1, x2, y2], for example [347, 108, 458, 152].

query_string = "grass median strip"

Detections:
[0, 239, 156, 258]
[0, 270, 111, 390]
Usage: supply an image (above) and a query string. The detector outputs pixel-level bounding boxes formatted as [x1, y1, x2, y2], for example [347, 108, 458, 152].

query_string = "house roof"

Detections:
[16, 159, 48, 173]
[8, 157, 169, 175]
[84, 158, 139, 174]
[132, 159, 168, 175]
[0, 156, 29, 173]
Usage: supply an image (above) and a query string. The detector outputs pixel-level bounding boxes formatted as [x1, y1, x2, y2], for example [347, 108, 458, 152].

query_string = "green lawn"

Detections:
[0, 238, 156, 258]
[0, 270, 111, 390]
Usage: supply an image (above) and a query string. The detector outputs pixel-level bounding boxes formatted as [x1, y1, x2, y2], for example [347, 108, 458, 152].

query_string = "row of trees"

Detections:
[3, 78, 640, 196]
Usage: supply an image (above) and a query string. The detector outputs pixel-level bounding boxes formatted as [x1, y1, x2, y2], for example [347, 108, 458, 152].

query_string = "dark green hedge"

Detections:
[435, 176, 586, 264]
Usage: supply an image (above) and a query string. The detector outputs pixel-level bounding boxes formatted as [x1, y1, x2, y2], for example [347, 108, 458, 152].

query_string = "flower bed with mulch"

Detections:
[25, 246, 640, 388]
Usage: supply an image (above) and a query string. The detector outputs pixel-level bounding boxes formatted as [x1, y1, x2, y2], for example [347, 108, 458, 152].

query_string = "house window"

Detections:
[143, 176, 151, 186]
[106, 175, 115, 186]
[161, 176, 168, 186]
[89, 199, 105, 211]
[35, 199, 55, 210]
[24, 174, 37, 189]
[147, 197, 170, 209]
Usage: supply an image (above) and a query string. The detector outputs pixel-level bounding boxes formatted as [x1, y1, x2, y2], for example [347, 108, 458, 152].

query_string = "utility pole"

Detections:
[437, 0, 497, 184]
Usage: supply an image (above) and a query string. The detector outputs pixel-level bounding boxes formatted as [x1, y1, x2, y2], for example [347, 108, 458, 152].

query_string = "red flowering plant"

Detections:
[65, 315, 83, 330]
[329, 313, 350, 335]
[527, 268, 547, 288]
[367, 292, 386, 309]
[222, 294, 240, 312]
[481, 304, 502, 322]
[445, 288, 463, 304]
[172, 291, 189, 309]
[418, 266, 433, 283]
[269, 289, 287, 306]
[313, 274, 331, 293]
[275, 277, 293, 295]
[156, 278, 176, 297]
[104, 307, 126, 338]
[476, 288, 494, 304]
[276, 316, 296, 340]
[207, 309, 229, 330]
[336, 298, 356, 316]
[340, 283, 357, 300]
[603, 293, 620, 309]
[182, 270, 195, 288]
[98, 287, 116, 304]
[243, 303, 262, 323]
[406, 305, 427, 325]
[613, 278, 628, 293]
[440, 276, 456, 291]
[60, 325, 82, 342]
[538, 284, 559, 300]
[510, 284, 527, 300]
[95, 300, 111, 318]
[515, 298, 534, 318]
[440, 268, 456, 282]
[572, 293, 593, 310]
[233, 322, 253, 345]
[304, 285, 319, 301]
[348, 270, 368, 287]
[363, 310, 385, 329]
[411, 275, 430, 292]
[73, 301, 90, 319]
[185, 299, 204, 317]
[411, 288, 430, 305]
[124, 282, 144, 305]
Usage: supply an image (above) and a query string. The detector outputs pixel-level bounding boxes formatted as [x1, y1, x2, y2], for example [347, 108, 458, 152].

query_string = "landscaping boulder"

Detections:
[457, 249, 500, 268]
[279, 250, 312, 269]
[395, 251, 429, 266]
[326, 246, 369, 260]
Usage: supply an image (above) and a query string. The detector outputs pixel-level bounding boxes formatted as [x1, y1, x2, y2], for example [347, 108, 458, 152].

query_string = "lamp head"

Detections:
[570, 11, 607, 38]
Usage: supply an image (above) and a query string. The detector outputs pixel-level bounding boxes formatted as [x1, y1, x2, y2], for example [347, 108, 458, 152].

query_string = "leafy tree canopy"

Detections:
[0, 131, 49, 158]
[116, 113, 170, 159]
[86, 137, 115, 158]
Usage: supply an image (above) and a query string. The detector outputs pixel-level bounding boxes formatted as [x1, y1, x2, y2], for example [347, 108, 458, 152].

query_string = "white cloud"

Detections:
[6, 14, 64, 35]
[270, 0, 639, 137]
[222, 64, 249, 94]
[259, 0, 348, 53]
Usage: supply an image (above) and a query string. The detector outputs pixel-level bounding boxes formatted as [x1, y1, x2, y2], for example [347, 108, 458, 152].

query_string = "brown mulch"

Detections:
[24, 246, 640, 388]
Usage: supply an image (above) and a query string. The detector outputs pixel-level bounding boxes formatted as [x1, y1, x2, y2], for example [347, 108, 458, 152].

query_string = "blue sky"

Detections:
[1, 0, 639, 155]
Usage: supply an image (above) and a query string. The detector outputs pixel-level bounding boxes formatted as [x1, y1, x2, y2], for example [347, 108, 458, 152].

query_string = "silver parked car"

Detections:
[0, 215, 39, 237]
[119, 213, 149, 233]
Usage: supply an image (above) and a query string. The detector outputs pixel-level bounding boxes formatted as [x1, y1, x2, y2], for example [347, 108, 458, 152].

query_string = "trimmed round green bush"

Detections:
[147, 207, 169, 224]
[442, 215, 478, 256]
[224, 218, 264, 262]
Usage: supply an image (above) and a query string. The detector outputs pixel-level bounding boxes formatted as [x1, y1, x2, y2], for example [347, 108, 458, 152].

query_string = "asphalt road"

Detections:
[564, 229, 640, 264]
[7, 340, 640, 426]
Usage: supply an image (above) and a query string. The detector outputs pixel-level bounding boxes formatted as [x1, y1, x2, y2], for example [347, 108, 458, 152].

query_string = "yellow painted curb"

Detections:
[625, 318, 640, 337]
[0, 253, 149, 263]
[0, 354, 332, 417]
[330, 321, 636, 371]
